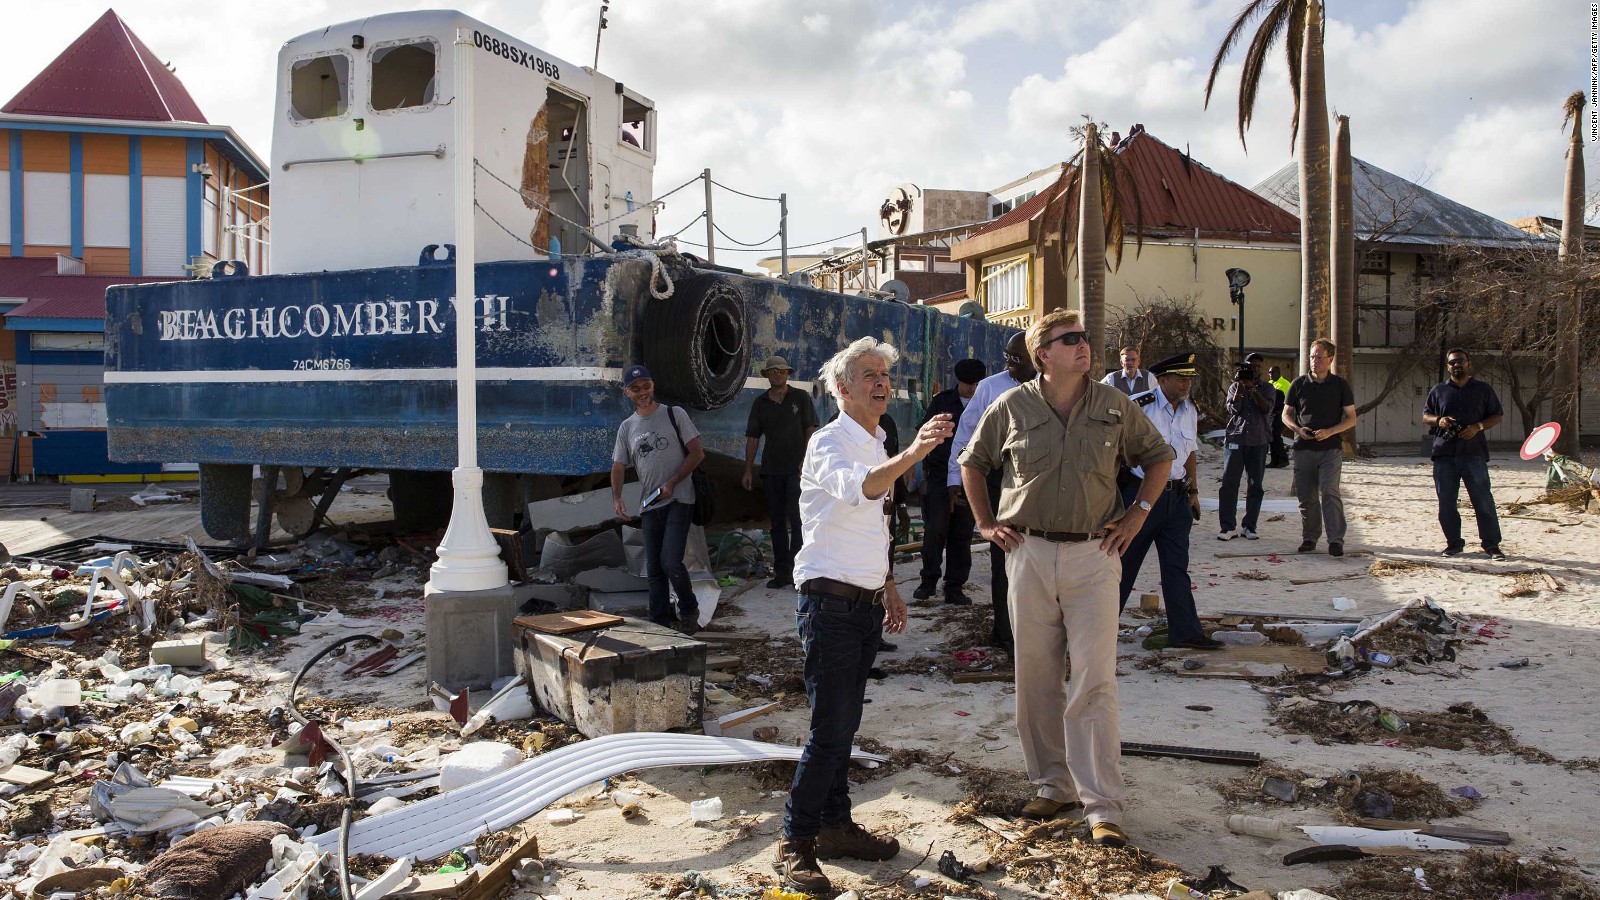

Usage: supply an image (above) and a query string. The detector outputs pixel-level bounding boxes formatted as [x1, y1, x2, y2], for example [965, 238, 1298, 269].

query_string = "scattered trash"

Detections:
[1181, 659, 1205, 670]
[688, 797, 723, 822]
[1226, 814, 1288, 840]
[1331, 596, 1357, 611]
[937, 849, 976, 883]
[1262, 776, 1299, 803]
[1450, 785, 1484, 800]
[144, 822, 294, 900]
[438, 742, 523, 793]
[1354, 788, 1396, 819]
[1378, 710, 1408, 733]
[1497, 657, 1530, 669]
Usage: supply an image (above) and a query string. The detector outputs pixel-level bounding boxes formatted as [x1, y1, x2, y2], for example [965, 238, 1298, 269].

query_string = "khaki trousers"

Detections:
[1006, 537, 1125, 825]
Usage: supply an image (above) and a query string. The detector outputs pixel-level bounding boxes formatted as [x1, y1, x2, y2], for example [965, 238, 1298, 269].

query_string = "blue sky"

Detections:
[3, 1, 1593, 266]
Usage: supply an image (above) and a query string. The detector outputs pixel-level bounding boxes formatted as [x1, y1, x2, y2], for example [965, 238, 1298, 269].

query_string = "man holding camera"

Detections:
[1422, 349, 1505, 560]
[1217, 352, 1275, 541]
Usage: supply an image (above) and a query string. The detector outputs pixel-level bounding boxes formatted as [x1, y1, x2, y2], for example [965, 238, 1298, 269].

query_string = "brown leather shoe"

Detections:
[1019, 797, 1085, 820]
[772, 837, 833, 896]
[1091, 821, 1128, 847]
[815, 821, 900, 861]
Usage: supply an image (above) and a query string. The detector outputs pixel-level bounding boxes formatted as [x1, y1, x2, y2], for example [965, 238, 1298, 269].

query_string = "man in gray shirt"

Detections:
[611, 364, 706, 632]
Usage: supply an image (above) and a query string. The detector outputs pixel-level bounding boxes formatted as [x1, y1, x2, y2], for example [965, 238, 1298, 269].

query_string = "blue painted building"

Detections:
[0, 8, 269, 479]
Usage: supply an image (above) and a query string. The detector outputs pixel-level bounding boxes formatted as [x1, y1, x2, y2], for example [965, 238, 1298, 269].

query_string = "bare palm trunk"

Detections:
[1331, 113, 1357, 454]
[1079, 122, 1108, 353]
[1556, 91, 1585, 457]
[1297, 0, 1331, 374]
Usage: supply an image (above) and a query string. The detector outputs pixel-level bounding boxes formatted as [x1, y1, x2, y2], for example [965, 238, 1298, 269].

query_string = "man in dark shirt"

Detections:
[1217, 352, 1275, 541]
[915, 359, 986, 604]
[1266, 365, 1291, 468]
[744, 356, 819, 588]
[1422, 348, 1505, 559]
[1283, 339, 1358, 556]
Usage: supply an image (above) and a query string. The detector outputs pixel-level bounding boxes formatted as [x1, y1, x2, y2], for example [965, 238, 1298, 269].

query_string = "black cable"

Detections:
[287, 633, 383, 900]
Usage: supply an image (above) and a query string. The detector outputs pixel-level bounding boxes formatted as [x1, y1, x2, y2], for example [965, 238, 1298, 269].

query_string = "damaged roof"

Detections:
[2, 9, 208, 123]
[1254, 158, 1549, 251]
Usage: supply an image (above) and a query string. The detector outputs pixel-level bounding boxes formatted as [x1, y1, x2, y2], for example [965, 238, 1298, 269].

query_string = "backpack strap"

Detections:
[664, 405, 687, 453]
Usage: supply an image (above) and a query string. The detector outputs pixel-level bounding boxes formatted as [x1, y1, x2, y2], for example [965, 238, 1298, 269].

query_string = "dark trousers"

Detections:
[784, 591, 882, 839]
[919, 488, 975, 595]
[764, 472, 803, 580]
[1270, 394, 1289, 466]
[986, 472, 1013, 648]
[1117, 482, 1205, 644]
[1218, 443, 1268, 533]
[641, 500, 697, 627]
[1433, 456, 1502, 551]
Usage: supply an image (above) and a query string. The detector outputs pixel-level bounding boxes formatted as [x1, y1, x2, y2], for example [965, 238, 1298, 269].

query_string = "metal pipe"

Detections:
[280, 146, 447, 171]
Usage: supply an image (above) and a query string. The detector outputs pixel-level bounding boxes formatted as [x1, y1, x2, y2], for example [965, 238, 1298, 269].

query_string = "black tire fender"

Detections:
[643, 273, 751, 410]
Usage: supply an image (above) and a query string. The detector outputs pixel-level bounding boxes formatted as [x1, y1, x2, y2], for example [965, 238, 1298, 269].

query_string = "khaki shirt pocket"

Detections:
[1082, 406, 1125, 483]
[1003, 412, 1055, 487]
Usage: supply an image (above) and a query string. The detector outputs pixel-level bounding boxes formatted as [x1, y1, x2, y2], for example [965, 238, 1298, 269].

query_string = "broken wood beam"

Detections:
[1351, 817, 1511, 846]
[953, 671, 1014, 684]
[1288, 572, 1370, 586]
[458, 830, 539, 900]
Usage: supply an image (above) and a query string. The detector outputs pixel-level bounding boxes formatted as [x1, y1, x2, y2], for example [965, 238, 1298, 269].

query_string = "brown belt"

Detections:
[800, 577, 885, 606]
[1020, 527, 1105, 543]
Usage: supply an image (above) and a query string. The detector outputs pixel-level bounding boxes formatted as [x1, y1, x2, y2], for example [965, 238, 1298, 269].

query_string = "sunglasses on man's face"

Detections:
[1042, 330, 1088, 350]
[1447, 358, 1468, 366]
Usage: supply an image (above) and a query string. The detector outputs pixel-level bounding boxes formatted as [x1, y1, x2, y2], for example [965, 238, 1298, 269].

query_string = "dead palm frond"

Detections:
[1204, 0, 1320, 150]
[1034, 120, 1144, 276]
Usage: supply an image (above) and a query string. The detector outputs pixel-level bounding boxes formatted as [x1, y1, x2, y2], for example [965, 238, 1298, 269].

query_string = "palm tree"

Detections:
[1555, 91, 1585, 456]
[1206, 0, 1330, 373]
[1036, 119, 1142, 363]
[1331, 113, 1356, 453]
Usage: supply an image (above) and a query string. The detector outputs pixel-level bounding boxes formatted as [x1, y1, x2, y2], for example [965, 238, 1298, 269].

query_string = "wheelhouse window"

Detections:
[371, 39, 438, 111]
[290, 53, 351, 121]
[620, 96, 653, 153]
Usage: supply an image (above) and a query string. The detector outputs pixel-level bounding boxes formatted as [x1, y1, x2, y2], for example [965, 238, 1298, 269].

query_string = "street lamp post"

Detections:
[1226, 267, 1251, 361]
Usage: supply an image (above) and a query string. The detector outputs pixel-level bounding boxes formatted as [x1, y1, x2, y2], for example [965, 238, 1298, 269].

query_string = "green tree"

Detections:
[1205, 0, 1330, 373]
[1555, 91, 1585, 456]
[1036, 119, 1142, 365]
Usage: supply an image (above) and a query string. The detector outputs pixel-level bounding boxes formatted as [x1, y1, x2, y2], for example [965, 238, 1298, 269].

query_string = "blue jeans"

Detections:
[764, 472, 803, 581]
[640, 500, 697, 626]
[1433, 456, 1502, 551]
[1218, 443, 1267, 533]
[1118, 482, 1205, 644]
[784, 591, 882, 839]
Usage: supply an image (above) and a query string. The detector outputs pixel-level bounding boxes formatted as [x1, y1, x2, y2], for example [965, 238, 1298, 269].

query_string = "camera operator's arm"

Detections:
[1249, 380, 1273, 413]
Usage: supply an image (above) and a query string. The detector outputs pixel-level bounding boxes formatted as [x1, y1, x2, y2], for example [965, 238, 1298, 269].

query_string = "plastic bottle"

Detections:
[688, 797, 723, 822]
[30, 679, 82, 707]
[1226, 814, 1289, 840]
[0, 733, 29, 768]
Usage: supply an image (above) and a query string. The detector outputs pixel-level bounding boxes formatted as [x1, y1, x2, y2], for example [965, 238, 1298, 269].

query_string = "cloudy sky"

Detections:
[3, 0, 1594, 264]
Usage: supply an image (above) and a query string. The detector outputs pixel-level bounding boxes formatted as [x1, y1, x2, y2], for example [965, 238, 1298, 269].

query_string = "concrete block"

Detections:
[573, 566, 649, 593]
[587, 590, 652, 616]
[150, 638, 208, 668]
[425, 584, 520, 692]
[512, 581, 587, 610]
[538, 530, 625, 579]
[69, 488, 97, 513]
[527, 483, 642, 533]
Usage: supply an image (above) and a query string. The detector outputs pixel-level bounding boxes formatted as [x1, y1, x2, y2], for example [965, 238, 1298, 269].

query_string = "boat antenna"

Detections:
[593, 2, 609, 69]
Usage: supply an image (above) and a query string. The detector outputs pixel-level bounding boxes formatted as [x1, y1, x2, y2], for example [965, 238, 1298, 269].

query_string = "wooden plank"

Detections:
[1288, 572, 1370, 586]
[0, 762, 54, 788]
[459, 830, 539, 900]
[1215, 549, 1372, 559]
[1351, 817, 1511, 846]
[513, 610, 623, 635]
[390, 871, 479, 900]
[705, 654, 743, 671]
[953, 671, 1014, 684]
[717, 701, 780, 730]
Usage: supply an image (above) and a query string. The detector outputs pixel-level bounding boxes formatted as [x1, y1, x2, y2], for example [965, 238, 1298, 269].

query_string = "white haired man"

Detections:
[960, 309, 1174, 848]
[774, 337, 954, 897]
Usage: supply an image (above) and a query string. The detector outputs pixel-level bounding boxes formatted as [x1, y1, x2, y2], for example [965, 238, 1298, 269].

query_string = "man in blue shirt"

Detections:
[1422, 349, 1505, 559]
[1118, 353, 1222, 649]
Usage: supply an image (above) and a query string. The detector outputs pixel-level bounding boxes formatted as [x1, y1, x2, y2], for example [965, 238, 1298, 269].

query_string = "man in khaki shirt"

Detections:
[960, 308, 1174, 847]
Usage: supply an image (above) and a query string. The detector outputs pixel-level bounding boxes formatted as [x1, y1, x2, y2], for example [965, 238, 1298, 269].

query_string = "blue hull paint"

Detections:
[105, 257, 1009, 475]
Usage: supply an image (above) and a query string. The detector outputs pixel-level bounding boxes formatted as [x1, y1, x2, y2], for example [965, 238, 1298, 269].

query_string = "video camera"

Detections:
[1233, 361, 1259, 382]
[1431, 419, 1465, 440]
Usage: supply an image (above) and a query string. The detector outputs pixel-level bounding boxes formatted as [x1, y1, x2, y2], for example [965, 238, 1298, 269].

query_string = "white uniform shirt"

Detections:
[946, 370, 1023, 487]
[793, 413, 891, 591]
[1131, 383, 1197, 481]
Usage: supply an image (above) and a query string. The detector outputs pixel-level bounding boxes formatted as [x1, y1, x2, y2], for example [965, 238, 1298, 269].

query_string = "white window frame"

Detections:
[981, 254, 1030, 315]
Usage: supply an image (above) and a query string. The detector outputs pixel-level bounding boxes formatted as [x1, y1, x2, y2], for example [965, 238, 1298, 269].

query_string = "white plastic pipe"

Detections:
[313, 733, 886, 860]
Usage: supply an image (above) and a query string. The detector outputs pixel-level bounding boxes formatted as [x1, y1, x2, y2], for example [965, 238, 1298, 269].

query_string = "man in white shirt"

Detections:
[1117, 353, 1223, 650]
[946, 331, 1034, 651]
[1100, 346, 1153, 395]
[774, 336, 954, 897]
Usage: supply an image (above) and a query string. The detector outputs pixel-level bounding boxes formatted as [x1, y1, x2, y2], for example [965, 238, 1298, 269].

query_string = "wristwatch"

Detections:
[1136, 499, 1152, 512]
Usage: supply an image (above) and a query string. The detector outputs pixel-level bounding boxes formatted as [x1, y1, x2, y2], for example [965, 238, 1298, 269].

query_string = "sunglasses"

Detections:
[1041, 330, 1088, 349]
[1447, 358, 1468, 366]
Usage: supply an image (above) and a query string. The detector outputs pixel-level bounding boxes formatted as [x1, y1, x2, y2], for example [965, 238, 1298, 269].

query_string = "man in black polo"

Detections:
[1422, 349, 1505, 559]
[744, 355, 819, 588]
[915, 359, 986, 604]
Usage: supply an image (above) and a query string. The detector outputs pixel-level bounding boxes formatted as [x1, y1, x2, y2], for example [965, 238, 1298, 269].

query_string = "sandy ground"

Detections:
[2, 449, 1596, 899]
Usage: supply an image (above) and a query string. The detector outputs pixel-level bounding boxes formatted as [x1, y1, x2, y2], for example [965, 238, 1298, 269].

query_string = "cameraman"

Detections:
[1422, 349, 1505, 559]
[1217, 352, 1275, 541]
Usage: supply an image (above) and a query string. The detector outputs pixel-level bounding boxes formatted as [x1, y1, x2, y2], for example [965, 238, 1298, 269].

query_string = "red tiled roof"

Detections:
[1, 257, 177, 322]
[960, 129, 1300, 246]
[2, 9, 208, 123]
[921, 288, 967, 305]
